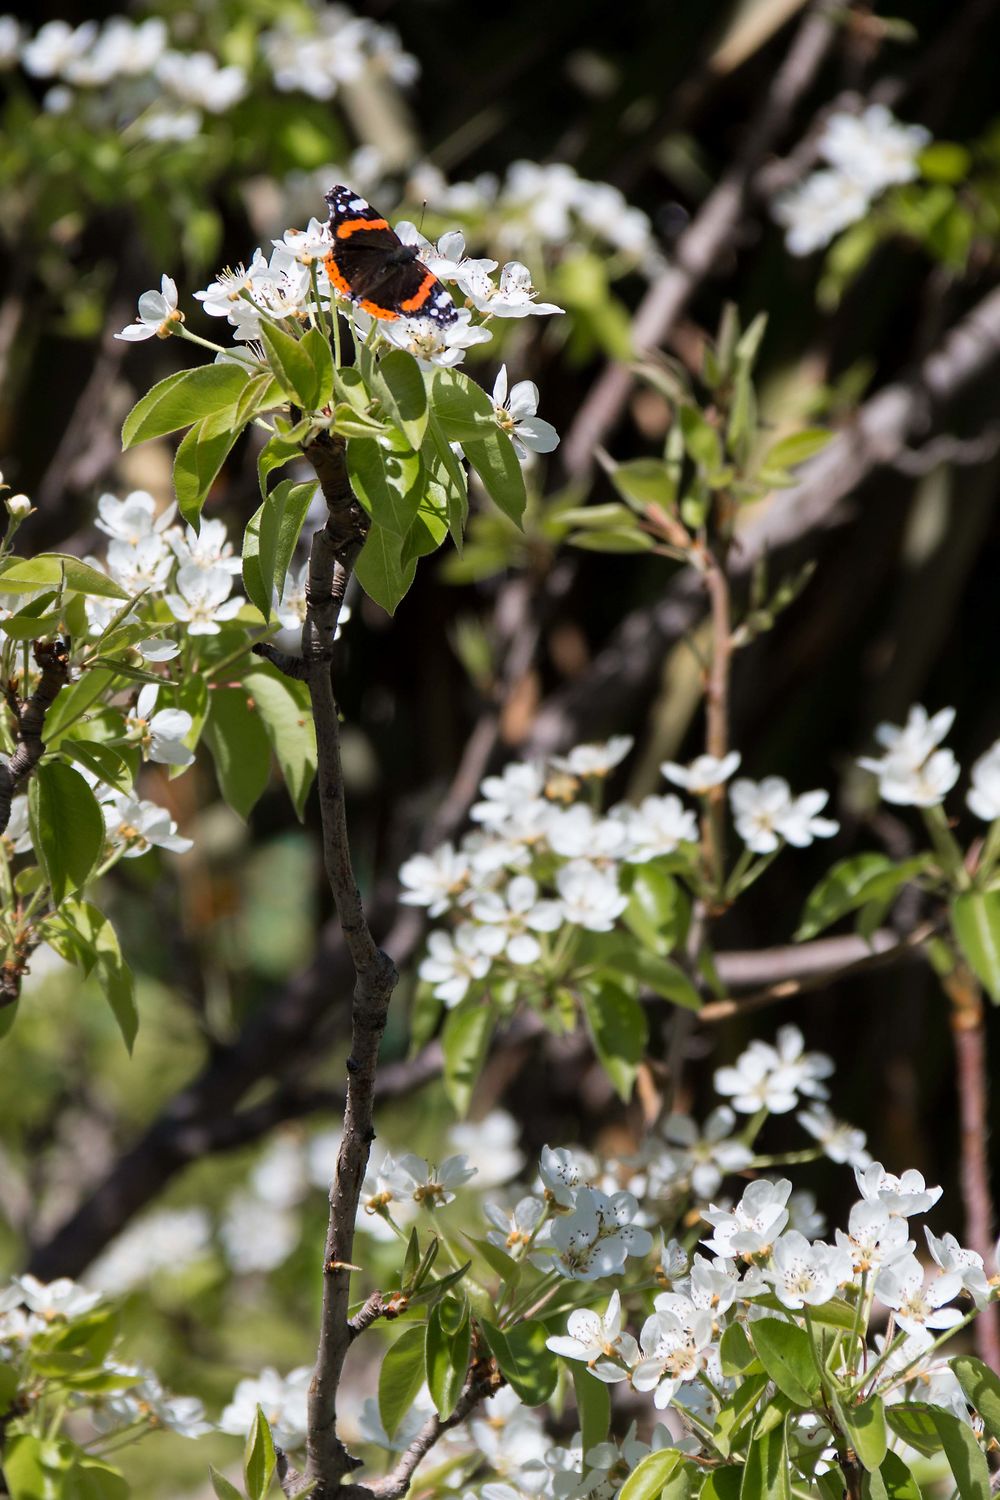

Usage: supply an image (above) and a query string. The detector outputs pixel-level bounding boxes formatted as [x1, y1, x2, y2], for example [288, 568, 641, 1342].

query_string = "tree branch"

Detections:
[294, 431, 400, 1499]
[0, 639, 70, 836]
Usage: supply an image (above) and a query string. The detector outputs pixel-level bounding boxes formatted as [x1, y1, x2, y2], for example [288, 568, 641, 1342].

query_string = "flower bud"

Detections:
[5, 493, 31, 519]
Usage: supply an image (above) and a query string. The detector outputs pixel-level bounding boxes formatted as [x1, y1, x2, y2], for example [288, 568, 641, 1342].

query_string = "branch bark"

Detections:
[0, 638, 70, 835]
[260, 431, 399, 1498]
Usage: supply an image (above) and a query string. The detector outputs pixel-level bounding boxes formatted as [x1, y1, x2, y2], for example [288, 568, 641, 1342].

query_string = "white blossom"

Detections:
[798, 1106, 870, 1167]
[115, 276, 180, 342]
[87, 1209, 212, 1293]
[449, 1110, 524, 1188]
[835, 1199, 914, 1275]
[773, 170, 871, 256]
[550, 738, 633, 779]
[220, 1192, 299, 1273]
[765, 1231, 851, 1309]
[538, 1145, 591, 1207]
[491, 366, 559, 459]
[125, 684, 194, 769]
[378, 1152, 476, 1208]
[156, 49, 247, 112]
[858, 705, 960, 807]
[925, 1227, 991, 1306]
[657, 1107, 753, 1200]
[551, 1187, 652, 1280]
[854, 1162, 943, 1217]
[620, 794, 698, 862]
[631, 1294, 714, 1408]
[12, 1274, 102, 1320]
[103, 793, 193, 859]
[702, 1178, 792, 1258]
[545, 1291, 638, 1380]
[554, 859, 627, 931]
[399, 842, 471, 915]
[220, 1366, 311, 1450]
[875, 1252, 964, 1346]
[378, 307, 493, 370]
[166, 564, 244, 635]
[819, 105, 930, 194]
[457, 259, 564, 318]
[967, 741, 1000, 822]
[661, 752, 740, 795]
[418, 925, 491, 1006]
[470, 875, 563, 964]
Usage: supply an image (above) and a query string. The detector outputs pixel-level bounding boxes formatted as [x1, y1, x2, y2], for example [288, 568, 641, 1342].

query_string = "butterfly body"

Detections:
[323, 184, 458, 327]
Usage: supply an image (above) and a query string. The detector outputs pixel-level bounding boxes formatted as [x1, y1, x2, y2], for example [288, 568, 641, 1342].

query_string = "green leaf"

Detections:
[258, 429, 304, 499]
[301, 325, 335, 409]
[951, 1355, 1000, 1442]
[122, 364, 251, 448]
[173, 417, 240, 528]
[465, 426, 526, 527]
[623, 867, 689, 953]
[862, 1452, 920, 1500]
[441, 997, 495, 1116]
[678, 405, 722, 473]
[714, 1372, 769, 1458]
[210, 1467, 245, 1500]
[348, 433, 423, 536]
[243, 494, 281, 621]
[58, 900, 137, 1052]
[719, 1321, 763, 1376]
[58, 739, 132, 795]
[571, 1365, 611, 1455]
[204, 686, 272, 819]
[796, 854, 898, 940]
[836, 1394, 887, 1474]
[930, 1405, 990, 1498]
[232, 371, 285, 430]
[243, 1405, 276, 1500]
[355, 522, 417, 615]
[260, 320, 325, 410]
[599, 949, 701, 1010]
[463, 1234, 522, 1288]
[28, 762, 104, 903]
[425, 1299, 471, 1419]
[425, 412, 469, 547]
[700, 1469, 743, 1500]
[579, 979, 648, 1101]
[951, 890, 1000, 1001]
[244, 666, 316, 820]
[617, 1449, 684, 1500]
[740, 1422, 790, 1500]
[0, 1361, 19, 1415]
[884, 1404, 942, 1456]
[762, 429, 832, 469]
[919, 142, 971, 183]
[609, 458, 676, 510]
[568, 528, 655, 554]
[478, 1319, 557, 1406]
[375, 349, 429, 448]
[379, 1324, 427, 1438]
[749, 1318, 818, 1407]
[0, 554, 127, 600]
[273, 482, 315, 601]
[430, 368, 526, 525]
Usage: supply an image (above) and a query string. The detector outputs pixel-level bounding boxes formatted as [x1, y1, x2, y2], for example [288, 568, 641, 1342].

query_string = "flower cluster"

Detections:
[0, 1274, 211, 1440]
[5, 6, 416, 142]
[859, 702, 1000, 819]
[401, 738, 837, 1008]
[774, 105, 931, 256]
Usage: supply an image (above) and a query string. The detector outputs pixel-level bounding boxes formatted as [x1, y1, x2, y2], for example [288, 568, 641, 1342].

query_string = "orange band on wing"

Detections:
[335, 217, 389, 238]
[399, 271, 436, 312]
[324, 252, 353, 298]
[358, 298, 399, 320]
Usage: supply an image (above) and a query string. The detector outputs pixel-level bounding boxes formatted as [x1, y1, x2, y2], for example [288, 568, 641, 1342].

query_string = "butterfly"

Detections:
[323, 184, 459, 328]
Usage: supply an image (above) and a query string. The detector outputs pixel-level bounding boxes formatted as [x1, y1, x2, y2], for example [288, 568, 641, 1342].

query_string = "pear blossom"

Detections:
[418, 925, 491, 1005]
[166, 564, 244, 635]
[656, 1107, 753, 1200]
[967, 741, 1000, 822]
[661, 751, 740, 795]
[167, 518, 242, 575]
[105, 536, 173, 593]
[156, 49, 248, 112]
[551, 1187, 652, 1280]
[545, 1291, 638, 1380]
[731, 777, 838, 853]
[550, 737, 633, 779]
[115, 276, 181, 342]
[858, 705, 960, 807]
[87, 1209, 212, 1293]
[220, 1193, 299, 1272]
[484, 1195, 546, 1254]
[773, 170, 871, 256]
[103, 793, 193, 858]
[779, 788, 839, 846]
[621, 794, 699, 862]
[702, 1178, 792, 1258]
[220, 1366, 311, 1450]
[925, 1228, 991, 1306]
[631, 1295, 714, 1407]
[854, 1162, 943, 1217]
[491, 366, 560, 459]
[819, 105, 930, 193]
[471, 761, 547, 827]
[798, 1106, 870, 1167]
[714, 1026, 831, 1115]
[21, 19, 97, 78]
[538, 1145, 592, 1206]
[470, 875, 563, 964]
[3, 795, 32, 855]
[125, 684, 194, 769]
[835, 1199, 913, 1275]
[12, 1274, 102, 1320]
[457, 259, 564, 318]
[542, 804, 633, 862]
[874, 1253, 964, 1346]
[554, 859, 627, 931]
[450, 1110, 524, 1187]
[764, 1231, 851, 1309]
[788, 1190, 827, 1241]
[393, 224, 475, 282]
[399, 842, 471, 915]
[96, 490, 174, 545]
[378, 1152, 476, 1207]
[379, 306, 493, 370]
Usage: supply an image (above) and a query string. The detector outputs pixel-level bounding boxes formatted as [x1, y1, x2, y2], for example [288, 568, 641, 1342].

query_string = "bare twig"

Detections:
[944, 965, 1000, 1368]
[700, 922, 935, 1022]
[560, 0, 838, 481]
[360, 1361, 501, 1500]
[890, 422, 1000, 476]
[0, 639, 70, 835]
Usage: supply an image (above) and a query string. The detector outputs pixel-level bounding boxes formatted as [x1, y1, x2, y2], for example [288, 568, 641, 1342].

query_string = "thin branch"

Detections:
[700, 922, 935, 1022]
[890, 422, 1000, 476]
[560, 0, 838, 481]
[944, 964, 1000, 1369]
[276, 431, 400, 1498]
[359, 1361, 501, 1500]
[0, 639, 70, 835]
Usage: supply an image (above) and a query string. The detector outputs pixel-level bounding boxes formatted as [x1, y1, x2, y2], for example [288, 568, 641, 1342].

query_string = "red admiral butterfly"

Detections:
[323, 185, 459, 328]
